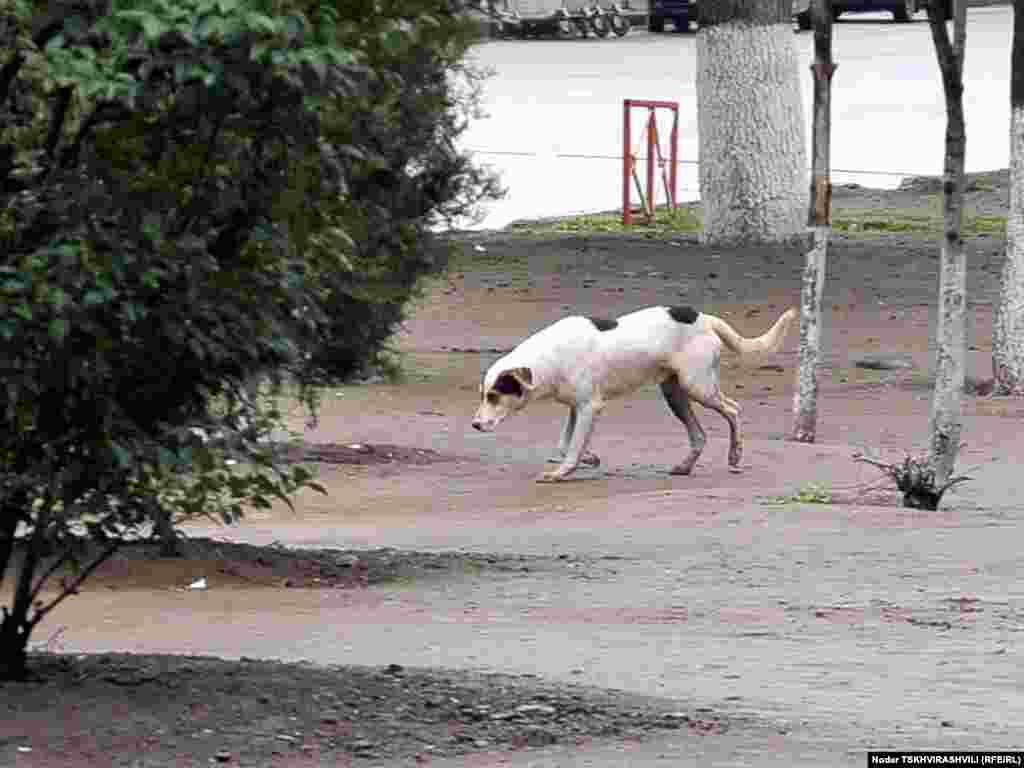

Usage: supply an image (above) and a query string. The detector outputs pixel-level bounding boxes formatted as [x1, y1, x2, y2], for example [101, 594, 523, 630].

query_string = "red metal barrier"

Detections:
[622, 99, 678, 226]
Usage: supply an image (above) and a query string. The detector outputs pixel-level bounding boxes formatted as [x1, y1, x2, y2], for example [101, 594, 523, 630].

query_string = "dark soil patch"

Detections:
[1, 653, 724, 767]
[286, 442, 457, 466]
[51, 538, 575, 591]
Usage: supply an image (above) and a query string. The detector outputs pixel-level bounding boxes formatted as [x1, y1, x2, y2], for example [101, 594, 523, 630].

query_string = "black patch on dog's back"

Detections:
[667, 305, 699, 325]
[493, 373, 524, 397]
[587, 316, 618, 332]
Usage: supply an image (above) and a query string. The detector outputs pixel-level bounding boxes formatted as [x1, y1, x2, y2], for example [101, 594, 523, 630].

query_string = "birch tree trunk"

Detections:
[792, 0, 835, 443]
[696, 0, 807, 245]
[926, 0, 968, 490]
[992, 0, 1024, 396]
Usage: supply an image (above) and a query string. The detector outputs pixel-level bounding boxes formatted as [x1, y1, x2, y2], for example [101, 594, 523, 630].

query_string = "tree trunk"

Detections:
[1, 496, 37, 682]
[792, 0, 835, 443]
[0, 612, 29, 681]
[992, 0, 1024, 395]
[153, 508, 185, 558]
[696, 0, 808, 245]
[926, 0, 968, 491]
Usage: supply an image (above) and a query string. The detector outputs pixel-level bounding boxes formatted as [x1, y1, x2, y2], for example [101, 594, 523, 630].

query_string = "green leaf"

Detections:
[382, 29, 405, 52]
[141, 270, 161, 289]
[141, 214, 162, 243]
[63, 14, 88, 37]
[83, 290, 107, 306]
[48, 317, 68, 342]
[283, 14, 306, 41]
[250, 43, 271, 63]
[13, 304, 32, 321]
[195, 14, 219, 40]
[111, 442, 132, 468]
[49, 287, 68, 310]
[326, 48, 356, 66]
[246, 13, 279, 34]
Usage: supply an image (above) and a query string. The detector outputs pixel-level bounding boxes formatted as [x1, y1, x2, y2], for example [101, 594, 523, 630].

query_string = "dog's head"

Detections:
[472, 366, 534, 432]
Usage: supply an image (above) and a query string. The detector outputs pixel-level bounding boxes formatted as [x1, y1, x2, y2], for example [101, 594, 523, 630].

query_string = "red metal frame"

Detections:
[622, 99, 679, 227]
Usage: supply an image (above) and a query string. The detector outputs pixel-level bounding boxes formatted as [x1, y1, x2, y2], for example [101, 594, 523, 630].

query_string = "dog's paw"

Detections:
[728, 464, 743, 474]
[536, 466, 577, 483]
[579, 452, 601, 468]
[669, 464, 694, 476]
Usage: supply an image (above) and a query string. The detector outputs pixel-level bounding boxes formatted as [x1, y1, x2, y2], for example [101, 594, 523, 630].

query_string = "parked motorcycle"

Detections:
[580, 3, 611, 37]
[607, 2, 631, 36]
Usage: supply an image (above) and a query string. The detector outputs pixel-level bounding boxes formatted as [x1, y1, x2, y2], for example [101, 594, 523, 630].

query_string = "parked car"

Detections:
[648, 0, 695, 32]
[647, 0, 951, 33]
[794, 0, 951, 29]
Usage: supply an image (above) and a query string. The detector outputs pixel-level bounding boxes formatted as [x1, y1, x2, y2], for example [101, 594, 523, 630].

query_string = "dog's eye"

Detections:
[486, 393, 499, 405]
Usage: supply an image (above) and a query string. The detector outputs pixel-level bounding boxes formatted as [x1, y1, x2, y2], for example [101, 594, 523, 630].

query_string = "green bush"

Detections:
[0, 0, 498, 680]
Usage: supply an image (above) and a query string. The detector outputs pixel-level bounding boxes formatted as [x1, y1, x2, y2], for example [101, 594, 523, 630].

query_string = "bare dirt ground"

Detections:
[3, 175, 1023, 767]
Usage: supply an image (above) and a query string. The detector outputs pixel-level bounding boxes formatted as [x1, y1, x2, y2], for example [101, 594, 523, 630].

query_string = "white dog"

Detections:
[472, 305, 796, 482]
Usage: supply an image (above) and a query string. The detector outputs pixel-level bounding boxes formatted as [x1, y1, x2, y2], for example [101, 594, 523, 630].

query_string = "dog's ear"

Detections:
[493, 367, 534, 397]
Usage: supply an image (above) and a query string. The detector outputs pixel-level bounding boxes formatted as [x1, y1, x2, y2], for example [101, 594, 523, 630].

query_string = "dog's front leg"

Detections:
[538, 403, 598, 482]
[546, 408, 601, 467]
[548, 407, 577, 463]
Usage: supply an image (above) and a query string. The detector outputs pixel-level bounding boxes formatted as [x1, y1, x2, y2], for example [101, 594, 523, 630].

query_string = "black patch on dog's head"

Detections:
[667, 305, 699, 325]
[587, 316, 618, 332]
[493, 373, 524, 397]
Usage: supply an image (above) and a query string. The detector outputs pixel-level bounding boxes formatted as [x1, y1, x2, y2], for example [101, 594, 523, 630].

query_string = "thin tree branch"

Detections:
[58, 101, 133, 170]
[26, 548, 72, 606]
[10, 495, 54, 632]
[0, 52, 26, 111]
[28, 540, 121, 630]
[32, 19, 66, 50]
[44, 86, 74, 164]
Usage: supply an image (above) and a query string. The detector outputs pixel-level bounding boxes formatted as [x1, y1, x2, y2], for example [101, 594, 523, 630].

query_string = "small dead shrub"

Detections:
[854, 450, 971, 510]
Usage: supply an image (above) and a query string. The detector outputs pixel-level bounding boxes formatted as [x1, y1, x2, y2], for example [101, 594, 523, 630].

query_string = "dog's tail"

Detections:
[707, 307, 798, 357]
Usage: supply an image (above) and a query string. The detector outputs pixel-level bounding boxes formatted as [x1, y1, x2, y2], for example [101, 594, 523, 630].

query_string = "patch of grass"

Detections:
[763, 482, 834, 505]
[969, 215, 1007, 235]
[497, 202, 1003, 241]
[507, 206, 702, 236]
[832, 205, 1006, 238]
[831, 366, 887, 386]
[446, 245, 530, 275]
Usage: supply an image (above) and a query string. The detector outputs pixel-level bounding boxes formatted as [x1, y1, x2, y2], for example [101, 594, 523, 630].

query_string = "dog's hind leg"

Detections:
[671, 344, 743, 472]
[539, 403, 600, 482]
[547, 407, 600, 467]
[660, 375, 706, 475]
[690, 389, 742, 472]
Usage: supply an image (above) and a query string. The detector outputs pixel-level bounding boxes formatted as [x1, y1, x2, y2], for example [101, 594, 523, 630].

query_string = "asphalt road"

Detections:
[464, 6, 1013, 228]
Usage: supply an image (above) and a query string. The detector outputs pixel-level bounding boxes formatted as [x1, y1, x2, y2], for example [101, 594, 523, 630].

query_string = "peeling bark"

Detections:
[992, 1, 1024, 396]
[696, 0, 807, 245]
[792, 0, 834, 443]
[792, 229, 827, 441]
[926, 0, 968, 491]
